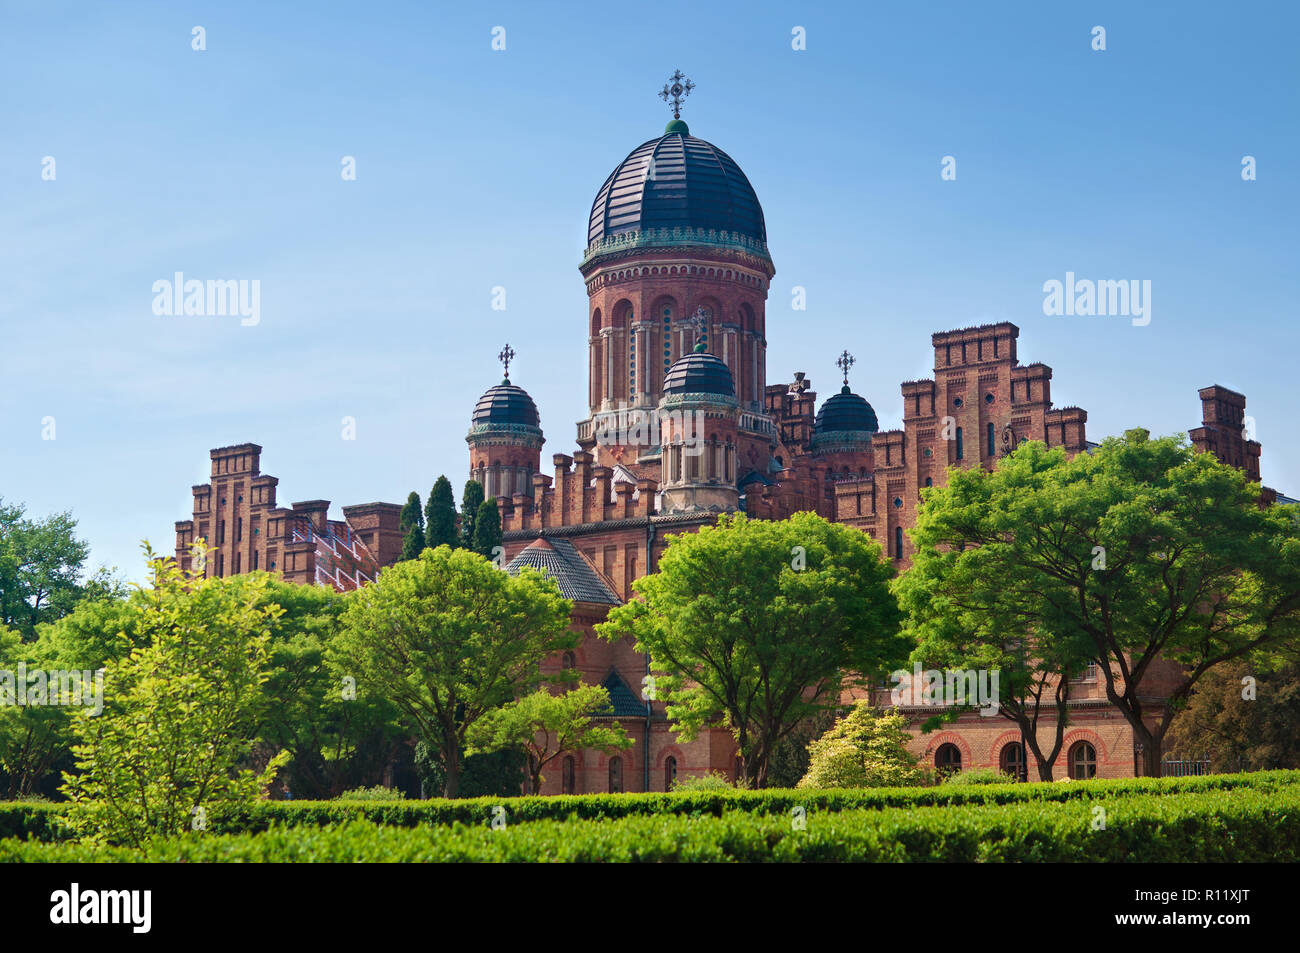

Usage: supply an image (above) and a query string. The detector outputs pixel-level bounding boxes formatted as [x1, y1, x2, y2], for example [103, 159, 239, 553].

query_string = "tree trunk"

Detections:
[1139, 728, 1163, 778]
[442, 743, 461, 799]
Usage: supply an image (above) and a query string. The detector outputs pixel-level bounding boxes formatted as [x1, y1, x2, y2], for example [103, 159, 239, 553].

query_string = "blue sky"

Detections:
[2, 0, 1296, 582]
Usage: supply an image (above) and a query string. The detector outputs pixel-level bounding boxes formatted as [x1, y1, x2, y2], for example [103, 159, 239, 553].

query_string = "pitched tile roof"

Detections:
[504, 537, 622, 605]
[599, 668, 647, 718]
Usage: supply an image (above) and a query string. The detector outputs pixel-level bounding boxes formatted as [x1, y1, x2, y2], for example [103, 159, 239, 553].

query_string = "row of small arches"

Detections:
[934, 740, 1099, 780]
[607, 265, 760, 285]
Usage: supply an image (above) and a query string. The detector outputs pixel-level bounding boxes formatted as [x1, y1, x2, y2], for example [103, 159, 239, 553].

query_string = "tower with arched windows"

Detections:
[577, 116, 776, 472]
[466, 354, 545, 502]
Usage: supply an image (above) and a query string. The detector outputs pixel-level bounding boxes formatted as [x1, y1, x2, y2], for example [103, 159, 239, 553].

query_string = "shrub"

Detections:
[671, 771, 735, 792]
[336, 786, 405, 802]
[61, 550, 288, 846]
[942, 768, 1017, 786]
[798, 704, 930, 789]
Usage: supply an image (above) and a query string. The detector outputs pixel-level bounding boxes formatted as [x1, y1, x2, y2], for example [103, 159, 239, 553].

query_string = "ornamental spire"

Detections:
[836, 349, 856, 388]
[659, 69, 695, 120]
[498, 342, 516, 382]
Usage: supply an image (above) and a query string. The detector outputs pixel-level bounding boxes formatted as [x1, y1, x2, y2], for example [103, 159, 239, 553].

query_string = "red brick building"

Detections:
[175, 443, 403, 591]
[175, 109, 1289, 793]
[471, 113, 1289, 792]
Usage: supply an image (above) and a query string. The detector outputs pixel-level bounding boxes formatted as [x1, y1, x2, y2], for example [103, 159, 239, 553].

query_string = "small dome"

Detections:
[471, 379, 540, 428]
[815, 386, 879, 434]
[588, 126, 766, 248]
[662, 347, 735, 398]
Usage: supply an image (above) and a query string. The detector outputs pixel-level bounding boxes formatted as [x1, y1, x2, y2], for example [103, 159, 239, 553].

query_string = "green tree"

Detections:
[897, 431, 1300, 778]
[61, 545, 288, 846]
[597, 512, 907, 788]
[461, 480, 485, 549]
[399, 492, 426, 561]
[1165, 657, 1300, 771]
[0, 625, 76, 798]
[424, 477, 458, 549]
[472, 497, 502, 561]
[0, 579, 133, 797]
[767, 709, 837, 789]
[0, 499, 92, 639]
[334, 546, 574, 797]
[797, 704, 929, 789]
[896, 444, 1097, 780]
[253, 579, 404, 799]
[468, 685, 632, 794]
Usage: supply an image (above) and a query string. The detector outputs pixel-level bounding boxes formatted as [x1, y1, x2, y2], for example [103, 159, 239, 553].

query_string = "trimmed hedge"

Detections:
[4, 784, 1298, 862]
[3, 770, 1298, 843]
[145, 769, 1300, 833]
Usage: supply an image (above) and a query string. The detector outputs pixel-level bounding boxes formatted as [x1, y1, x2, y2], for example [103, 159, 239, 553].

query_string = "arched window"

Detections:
[664, 756, 677, 791]
[562, 756, 576, 795]
[1000, 742, 1026, 781]
[1069, 741, 1097, 780]
[608, 756, 623, 793]
[895, 526, 904, 561]
[924, 476, 933, 487]
[987, 422, 995, 457]
[936, 743, 962, 774]
[955, 427, 964, 461]
[561, 651, 576, 672]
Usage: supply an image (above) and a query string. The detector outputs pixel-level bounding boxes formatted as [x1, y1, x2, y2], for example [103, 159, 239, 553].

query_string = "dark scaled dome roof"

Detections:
[662, 347, 735, 398]
[471, 379, 540, 428]
[588, 121, 766, 248]
[815, 386, 879, 434]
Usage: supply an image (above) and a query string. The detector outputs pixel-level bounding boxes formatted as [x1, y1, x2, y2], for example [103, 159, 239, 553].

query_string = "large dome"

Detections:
[815, 386, 879, 434]
[587, 121, 767, 249]
[471, 380, 540, 428]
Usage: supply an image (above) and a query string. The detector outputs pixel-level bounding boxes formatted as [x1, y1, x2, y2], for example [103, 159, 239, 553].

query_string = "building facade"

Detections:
[470, 110, 1286, 793]
[175, 101, 1287, 794]
[175, 443, 403, 592]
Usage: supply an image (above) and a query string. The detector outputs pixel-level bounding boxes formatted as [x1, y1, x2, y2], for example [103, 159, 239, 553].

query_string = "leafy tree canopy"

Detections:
[598, 512, 906, 788]
[896, 430, 1300, 777]
[334, 545, 574, 797]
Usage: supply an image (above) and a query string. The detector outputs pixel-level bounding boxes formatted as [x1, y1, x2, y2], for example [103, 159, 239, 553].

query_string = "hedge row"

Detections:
[4, 770, 1298, 842]
[137, 769, 1300, 834]
[4, 784, 1297, 862]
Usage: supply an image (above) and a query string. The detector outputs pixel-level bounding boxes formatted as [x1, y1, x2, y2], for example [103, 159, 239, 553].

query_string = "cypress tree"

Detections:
[399, 491, 425, 560]
[425, 476, 458, 549]
[461, 480, 485, 549]
[473, 498, 502, 561]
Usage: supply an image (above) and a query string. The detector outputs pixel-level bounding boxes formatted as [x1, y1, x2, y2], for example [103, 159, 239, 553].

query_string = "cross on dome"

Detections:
[836, 349, 856, 387]
[498, 343, 516, 382]
[659, 69, 695, 120]
[688, 307, 711, 351]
